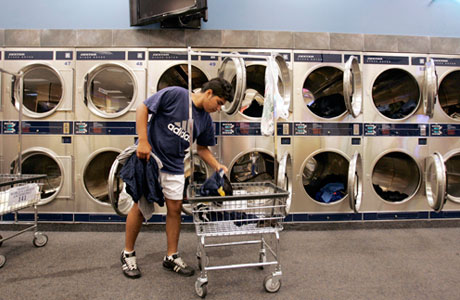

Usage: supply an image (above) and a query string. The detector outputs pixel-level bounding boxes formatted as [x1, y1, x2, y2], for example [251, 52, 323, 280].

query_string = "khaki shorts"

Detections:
[160, 172, 185, 200]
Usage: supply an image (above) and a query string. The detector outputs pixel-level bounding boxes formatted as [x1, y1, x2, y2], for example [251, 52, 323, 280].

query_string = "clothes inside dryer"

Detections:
[438, 70, 460, 119]
[302, 67, 346, 119]
[230, 151, 274, 183]
[20, 66, 63, 114]
[445, 153, 460, 202]
[157, 64, 208, 91]
[372, 69, 420, 119]
[302, 152, 348, 204]
[88, 65, 134, 114]
[238, 65, 288, 118]
[83, 150, 119, 205]
[11, 153, 61, 204]
[372, 152, 420, 202]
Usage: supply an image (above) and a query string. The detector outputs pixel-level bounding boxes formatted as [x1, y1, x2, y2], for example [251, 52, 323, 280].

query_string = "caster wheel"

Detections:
[259, 252, 266, 270]
[33, 233, 48, 247]
[0, 255, 6, 268]
[195, 280, 208, 298]
[264, 275, 281, 293]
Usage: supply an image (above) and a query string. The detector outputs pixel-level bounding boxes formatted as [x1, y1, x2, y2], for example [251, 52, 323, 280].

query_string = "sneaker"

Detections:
[120, 251, 141, 279]
[163, 253, 195, 277]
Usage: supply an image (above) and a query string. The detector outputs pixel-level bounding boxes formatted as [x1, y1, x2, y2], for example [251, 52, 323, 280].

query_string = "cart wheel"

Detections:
[33, 233, 48, 247]
[259, 252, 266, 270]
[195, 280, 208, 298]
[0, 255, 5, 268]
[264, 275, 281, 293]
[197, 255, 209, 271]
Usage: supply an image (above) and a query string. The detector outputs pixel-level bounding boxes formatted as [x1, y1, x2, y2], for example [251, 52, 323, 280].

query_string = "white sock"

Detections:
[124, 250, 134, 255]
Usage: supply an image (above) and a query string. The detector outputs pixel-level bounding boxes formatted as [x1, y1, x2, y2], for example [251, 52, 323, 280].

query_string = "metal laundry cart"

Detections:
[0, 68, 48, 269]
[185, 48, 291, 297]
[0, 174, 48, 268]
[187, 181, 289, 298]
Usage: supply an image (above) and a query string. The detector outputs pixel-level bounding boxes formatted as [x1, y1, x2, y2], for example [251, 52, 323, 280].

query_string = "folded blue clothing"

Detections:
[119, 152, 164, 207]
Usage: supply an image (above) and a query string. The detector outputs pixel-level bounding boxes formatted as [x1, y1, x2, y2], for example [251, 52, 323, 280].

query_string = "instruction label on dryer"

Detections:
[5, 51, 53, 60]
[364, 56, 409, 65]
[431, 58, 460, 67]
[294, 53, 341, 63]
[148, 52, 198, 60]
[77, 51, 125, 60]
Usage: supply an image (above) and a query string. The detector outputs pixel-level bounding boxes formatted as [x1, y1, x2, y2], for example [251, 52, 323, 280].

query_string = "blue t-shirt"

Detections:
[143, 86, 215, 175]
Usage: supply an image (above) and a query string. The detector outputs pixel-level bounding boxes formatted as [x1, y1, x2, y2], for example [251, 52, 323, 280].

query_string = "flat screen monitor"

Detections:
[130, 0, 208, 28]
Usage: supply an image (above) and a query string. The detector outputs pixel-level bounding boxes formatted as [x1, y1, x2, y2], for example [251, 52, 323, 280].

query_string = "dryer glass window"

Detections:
[157, 64, 208, 91]
[230, 152, 274, 183]
[13, 154, 61, 203]
[89, 66, 134, 114]
[438, 71, 460, 120]
[303, 67, 346, 119]
[84, 151, 119, 205]
[240, 65, 266, 118]
[372, 69, 420, 119]
[302, 152, 348, 204]
[446, 154, 460, 202]
[372, 152, 420, 203]
[22, 67, 63, 114]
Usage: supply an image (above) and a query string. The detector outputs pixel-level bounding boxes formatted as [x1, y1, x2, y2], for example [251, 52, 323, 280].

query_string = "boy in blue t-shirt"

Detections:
[121, 78, 234, 279]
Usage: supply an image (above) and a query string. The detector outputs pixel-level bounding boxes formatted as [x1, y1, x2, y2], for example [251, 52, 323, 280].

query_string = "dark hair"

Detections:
[201, 77, 234, 103]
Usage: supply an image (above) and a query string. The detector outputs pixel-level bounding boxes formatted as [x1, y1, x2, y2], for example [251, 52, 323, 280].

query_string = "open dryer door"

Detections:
[343, 56, 362, 118]
[423, 58, 438, 118]
[218, 55, 246, 115]
[11, 148, 73, 206]
[182, 151, 213, 215]
[347, 151, 363, 213]
[108, 156, 134, 217]
[425, 152, 447, 212]
[277, 152, 292, 215]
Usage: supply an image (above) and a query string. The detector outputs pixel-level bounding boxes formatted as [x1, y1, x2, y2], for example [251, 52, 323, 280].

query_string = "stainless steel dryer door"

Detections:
[343, 56, 362, 118]
[423, 58, 438, 118]
[84, 63, 139, 119]
[218, 55, 246, 115]
[425, 152, 447, 212]
[13, 64, 69, 118]
[348, 151, 363, 213]
[277, 152, 292, 214]
[108, 157, 134, 217]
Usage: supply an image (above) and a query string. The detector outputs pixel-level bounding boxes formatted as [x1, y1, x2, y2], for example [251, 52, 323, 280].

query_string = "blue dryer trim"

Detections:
[364, 123, 429, 137]
[2, 211, 460, 224]
[430, 124, 460, 136]
[2, 121, 73, 135]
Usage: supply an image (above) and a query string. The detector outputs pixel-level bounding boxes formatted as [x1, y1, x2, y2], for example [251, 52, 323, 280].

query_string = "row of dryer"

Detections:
[0, 47, 459, 220]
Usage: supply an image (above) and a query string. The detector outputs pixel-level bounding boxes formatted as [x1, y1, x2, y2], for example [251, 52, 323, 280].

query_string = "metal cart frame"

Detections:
[0, 68, 49, 269]
[0, 174, 48, 268]
[184, 48, 290, 298]
[188, 182, 289, 297]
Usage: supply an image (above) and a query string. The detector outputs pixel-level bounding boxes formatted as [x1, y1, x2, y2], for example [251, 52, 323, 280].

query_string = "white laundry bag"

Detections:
[262, 56, 289, 136]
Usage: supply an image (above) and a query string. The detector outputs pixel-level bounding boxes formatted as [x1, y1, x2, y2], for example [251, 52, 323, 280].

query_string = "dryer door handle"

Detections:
[83, 74, 88, 106]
